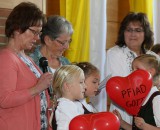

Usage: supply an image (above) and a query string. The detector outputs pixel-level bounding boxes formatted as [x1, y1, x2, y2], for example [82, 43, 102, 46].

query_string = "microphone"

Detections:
[39, 57, 49, 73]
[39, 57, 52, 97]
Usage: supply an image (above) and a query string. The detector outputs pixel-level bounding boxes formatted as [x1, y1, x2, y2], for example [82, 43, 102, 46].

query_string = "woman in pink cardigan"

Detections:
[0, 2, 53, 130]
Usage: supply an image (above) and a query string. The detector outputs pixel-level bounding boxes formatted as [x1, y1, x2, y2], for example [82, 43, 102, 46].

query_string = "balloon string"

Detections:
[132, 115, 136, 129]
[132, 115, 139, 130]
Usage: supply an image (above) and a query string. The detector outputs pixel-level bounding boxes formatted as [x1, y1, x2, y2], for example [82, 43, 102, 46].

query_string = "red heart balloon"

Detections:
[69, 114, 90, 130]
[90, 112, 120, 130]
[69, 112, 120, 130]
[106, 69, 152, 116]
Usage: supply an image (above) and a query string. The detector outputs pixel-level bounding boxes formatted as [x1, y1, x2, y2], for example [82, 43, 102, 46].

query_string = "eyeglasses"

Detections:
[28, 28, 42, 36]
[125, 28, 144, 33]
[55, 39, 72, 46]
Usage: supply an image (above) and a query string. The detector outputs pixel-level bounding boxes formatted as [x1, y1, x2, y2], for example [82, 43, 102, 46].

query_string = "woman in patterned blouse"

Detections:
[0, 2, 53, 130]
[105, 12, 159, 130]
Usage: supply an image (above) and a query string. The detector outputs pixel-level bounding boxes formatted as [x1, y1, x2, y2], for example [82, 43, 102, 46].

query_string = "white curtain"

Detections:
[153, 0, 160, 44]
[90, 0, 107, 112]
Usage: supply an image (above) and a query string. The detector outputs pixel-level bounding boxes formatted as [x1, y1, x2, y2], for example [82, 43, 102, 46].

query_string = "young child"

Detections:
[51, 65, 86, 130]
[113, 54, 160, 130]
[76, 62, 100, 113]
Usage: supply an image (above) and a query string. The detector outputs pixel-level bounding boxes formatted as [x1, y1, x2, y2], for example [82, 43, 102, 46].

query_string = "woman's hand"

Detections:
[30, 72, 53, 96]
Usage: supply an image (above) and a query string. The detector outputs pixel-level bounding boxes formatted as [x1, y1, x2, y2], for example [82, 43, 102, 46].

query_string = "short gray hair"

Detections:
[41, 15, 73, 44]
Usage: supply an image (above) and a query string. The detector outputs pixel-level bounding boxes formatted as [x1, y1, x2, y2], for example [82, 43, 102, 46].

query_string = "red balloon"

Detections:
[69, 112, 120, 130]
[106, 69, 152, 116]
[91, 112, 120, 130]
[69, 114, 91, 130]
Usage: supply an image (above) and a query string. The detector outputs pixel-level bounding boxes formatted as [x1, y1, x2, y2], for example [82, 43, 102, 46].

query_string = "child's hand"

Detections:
[113, 109, 123, 123]
[113, 109, 132, 130]
[134, 117, 146, 129]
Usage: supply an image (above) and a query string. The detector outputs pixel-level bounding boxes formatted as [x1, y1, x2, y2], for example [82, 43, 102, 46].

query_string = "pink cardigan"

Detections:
[0, 49, 51, 130]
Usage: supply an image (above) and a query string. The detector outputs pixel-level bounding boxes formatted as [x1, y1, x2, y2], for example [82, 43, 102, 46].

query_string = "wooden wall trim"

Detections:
[0, 8, 11, 45]
[0, 0, 43, 10]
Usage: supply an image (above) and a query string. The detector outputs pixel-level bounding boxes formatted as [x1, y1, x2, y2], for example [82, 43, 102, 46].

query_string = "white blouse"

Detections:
[55, 98, 84, 130]
[80, 99, 97, 113]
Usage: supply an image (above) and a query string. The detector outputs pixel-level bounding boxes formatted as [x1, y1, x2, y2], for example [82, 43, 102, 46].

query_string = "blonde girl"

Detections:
[51, 65, 86, 130]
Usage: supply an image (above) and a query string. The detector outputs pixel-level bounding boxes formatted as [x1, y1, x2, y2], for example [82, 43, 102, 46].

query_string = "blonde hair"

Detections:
[52, 65, 84, 98]
[133, 54, 160, 86]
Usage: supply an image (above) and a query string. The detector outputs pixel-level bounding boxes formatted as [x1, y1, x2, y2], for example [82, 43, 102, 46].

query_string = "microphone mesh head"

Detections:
[39, 57, 48, 67]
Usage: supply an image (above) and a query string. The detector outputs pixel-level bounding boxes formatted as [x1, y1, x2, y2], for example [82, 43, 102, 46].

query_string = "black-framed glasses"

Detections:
[125, 28, 144, 33]
[28, 28, 42, 36]
[55, 39, 72, 46]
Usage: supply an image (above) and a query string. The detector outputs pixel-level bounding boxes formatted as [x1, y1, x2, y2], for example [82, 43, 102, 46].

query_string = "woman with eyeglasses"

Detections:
[0, 2, 53, 130]
[29, 15, 73, 101]
[104, 12, 159, 130]
[29, 15, 73, 74]
[29, 15, 73, 128]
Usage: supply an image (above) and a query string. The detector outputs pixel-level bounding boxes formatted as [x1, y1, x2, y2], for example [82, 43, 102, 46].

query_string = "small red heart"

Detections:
[69, 112, 120, 130]
[106, 69, 152, 116]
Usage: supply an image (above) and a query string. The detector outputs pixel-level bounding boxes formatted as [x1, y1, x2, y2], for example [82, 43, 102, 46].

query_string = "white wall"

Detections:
[153, 0, 160, 44]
